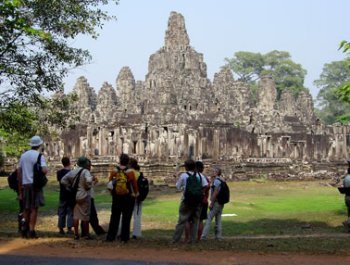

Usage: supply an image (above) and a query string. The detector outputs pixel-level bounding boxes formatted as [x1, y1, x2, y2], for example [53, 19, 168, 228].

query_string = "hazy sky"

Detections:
[63, 0, 350, 99]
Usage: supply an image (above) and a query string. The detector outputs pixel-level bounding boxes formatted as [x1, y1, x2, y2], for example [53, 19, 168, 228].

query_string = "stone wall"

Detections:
[43, 11, 350, 181]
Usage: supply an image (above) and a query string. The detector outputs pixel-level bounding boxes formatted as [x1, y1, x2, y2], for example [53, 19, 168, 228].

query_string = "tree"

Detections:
[314, 59, 350, 124]
[225, 51, 264, 83]
[0, 0, 118, 106]
[263, 50, 307, 97]
[0, 101, 38, 156]
[336, 41, 350, 103]
[225, 50, 307, 98]
[0, 0, 118, 156]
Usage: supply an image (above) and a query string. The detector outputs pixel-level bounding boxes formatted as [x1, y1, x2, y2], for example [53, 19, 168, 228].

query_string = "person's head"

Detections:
[195, 161, 204, 173]
[119, 153, 130, 167]
[77, 156, 90, 169]
[184, 159, 195, 171]
[61, 156, 70, 167]
[129, 157, 139, 170]
[213, 166, 222, 176]
[29, 135, 43, 150]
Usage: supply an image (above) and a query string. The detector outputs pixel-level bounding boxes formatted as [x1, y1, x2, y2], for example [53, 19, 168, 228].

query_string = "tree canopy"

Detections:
[0, 0, 119, 157]
[314, 59, 350, 124]
[336, 40, 350, 103]
[225, 50, 307, 98]
[0, 0, 118, 105]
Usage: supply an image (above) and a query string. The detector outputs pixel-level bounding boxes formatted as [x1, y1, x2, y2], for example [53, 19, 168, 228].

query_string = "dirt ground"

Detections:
[1, 237, 350, 265]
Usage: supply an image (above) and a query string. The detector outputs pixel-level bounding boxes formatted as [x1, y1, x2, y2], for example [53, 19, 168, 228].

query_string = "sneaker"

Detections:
[59, 228, 65, 235]
[74, 234, 80, 240]
[66, 228, 74, 235]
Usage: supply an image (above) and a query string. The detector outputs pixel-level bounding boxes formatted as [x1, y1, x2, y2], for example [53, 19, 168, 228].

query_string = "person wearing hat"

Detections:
[61, 156, 93, 240]
[18, 135, 48, 239]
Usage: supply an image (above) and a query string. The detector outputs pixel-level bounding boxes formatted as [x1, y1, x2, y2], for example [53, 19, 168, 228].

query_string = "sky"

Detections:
[63, 0, 350, 100]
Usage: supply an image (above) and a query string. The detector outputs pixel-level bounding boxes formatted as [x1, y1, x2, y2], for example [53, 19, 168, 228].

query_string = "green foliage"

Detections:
[225, 51, 264, 82]
[314, 59, 350, 124]
[0, 101, 38, 156]
[335, 40, 350, 106]
[0, 0, 117, 155]
[0, 0, 119, 105]
[225, 50, 307, 97]
[0, 150, 4, 168]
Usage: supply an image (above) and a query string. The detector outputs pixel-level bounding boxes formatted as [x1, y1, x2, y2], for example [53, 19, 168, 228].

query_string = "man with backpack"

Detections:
[172, 159, 208, 244]
[106, 153, 139, 243]
[201, 166, 230, 241]
[18, 136, 48, 239]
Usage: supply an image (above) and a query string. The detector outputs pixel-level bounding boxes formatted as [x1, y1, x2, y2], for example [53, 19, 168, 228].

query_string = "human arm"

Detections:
[127, 170, 139, 197]
[40, 155, 48, 175]
[176, 173, 186, 191]
[209, 178, 221, 209]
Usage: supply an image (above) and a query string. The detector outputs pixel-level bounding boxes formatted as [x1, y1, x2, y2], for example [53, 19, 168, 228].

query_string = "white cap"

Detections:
[29, 136, 43, 147]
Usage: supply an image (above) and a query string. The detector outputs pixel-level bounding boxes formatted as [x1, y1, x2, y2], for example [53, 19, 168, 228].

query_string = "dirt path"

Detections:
[1, 237, 350, 265]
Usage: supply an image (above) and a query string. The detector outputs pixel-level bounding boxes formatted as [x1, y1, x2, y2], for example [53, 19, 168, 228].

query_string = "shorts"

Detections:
[200, 203, 208, 221]
[23, 184, 45, 209]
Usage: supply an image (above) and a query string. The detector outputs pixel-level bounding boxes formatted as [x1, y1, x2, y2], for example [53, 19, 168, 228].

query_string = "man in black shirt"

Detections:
[56, 157, 73, 235]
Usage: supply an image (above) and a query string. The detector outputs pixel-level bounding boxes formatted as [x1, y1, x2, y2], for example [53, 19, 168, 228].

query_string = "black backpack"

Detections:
[137, 172, 149, 202]
[32, 154, 48, 190]
[184, 172, 203, 207]
[7, 170, 18, 192]
[216, 178, 230, 205]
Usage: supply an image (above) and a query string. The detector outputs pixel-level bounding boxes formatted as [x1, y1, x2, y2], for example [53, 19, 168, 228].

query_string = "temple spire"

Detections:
[164, 11, 190, 51]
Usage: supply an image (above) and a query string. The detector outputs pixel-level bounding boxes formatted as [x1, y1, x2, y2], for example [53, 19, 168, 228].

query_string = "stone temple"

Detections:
[46, 12, 350, 179]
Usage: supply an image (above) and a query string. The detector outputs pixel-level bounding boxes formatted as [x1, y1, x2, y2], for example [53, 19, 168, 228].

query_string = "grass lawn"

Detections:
[0, 177, 349, 253]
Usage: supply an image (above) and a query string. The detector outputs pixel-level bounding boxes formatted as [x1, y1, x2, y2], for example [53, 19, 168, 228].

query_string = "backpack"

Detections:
[113, 167, 130, 195]
[137, 172, 149, 202]
[184, 172, 203, 207]
[7, 170, 19, 192]
[216, 178, 230, 205]
[32, 154, 48, 190]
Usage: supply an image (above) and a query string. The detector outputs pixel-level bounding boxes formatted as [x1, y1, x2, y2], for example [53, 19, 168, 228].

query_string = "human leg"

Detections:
[184, 220, 191, 243]
[66, 204, 74, 233]
[120, 196, 135, 242]
[57, 200, 67, 233]
[172, 200, 192, 243]
[89, 198, 105, 235]
[106, 196, 122, 241]
[198, 203, 208, 240]
[132, 202, 142, 238]
[73, 218, 80, 239]
[190, 205, 201, 243]
[201, 204, 218, 239]
[214, 203, 223, 239]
